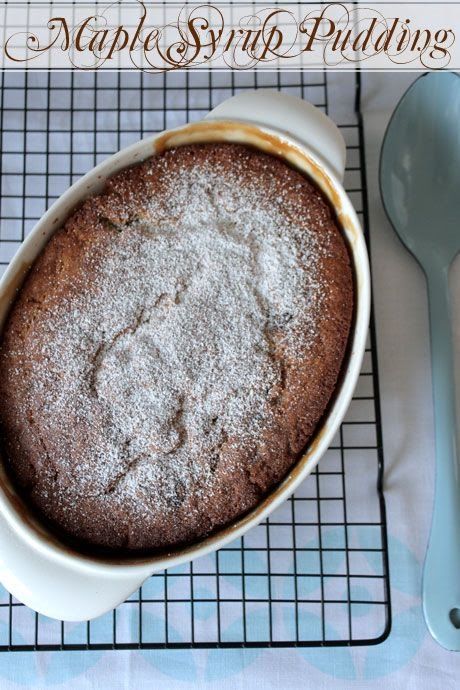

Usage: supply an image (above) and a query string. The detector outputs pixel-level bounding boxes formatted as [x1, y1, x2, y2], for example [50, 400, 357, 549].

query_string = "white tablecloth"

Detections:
[0, 73, 458, 688]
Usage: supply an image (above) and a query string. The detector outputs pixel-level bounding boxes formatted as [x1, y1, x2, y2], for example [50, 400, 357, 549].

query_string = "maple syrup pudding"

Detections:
[0, 143, 353, 552]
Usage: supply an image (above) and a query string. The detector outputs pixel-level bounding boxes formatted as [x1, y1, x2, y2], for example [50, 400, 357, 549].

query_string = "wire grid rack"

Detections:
[0, 68, 391, 650]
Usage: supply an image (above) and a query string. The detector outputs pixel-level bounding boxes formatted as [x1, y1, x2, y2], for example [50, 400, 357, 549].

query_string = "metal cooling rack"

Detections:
[0, 69, 391, 650]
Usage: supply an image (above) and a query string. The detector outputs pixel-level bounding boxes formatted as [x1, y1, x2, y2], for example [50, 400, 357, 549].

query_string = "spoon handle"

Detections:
[423, 264, 460, 650]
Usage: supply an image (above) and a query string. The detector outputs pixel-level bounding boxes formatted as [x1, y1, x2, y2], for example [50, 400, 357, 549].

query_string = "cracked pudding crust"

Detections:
[0, 143, 353, 553]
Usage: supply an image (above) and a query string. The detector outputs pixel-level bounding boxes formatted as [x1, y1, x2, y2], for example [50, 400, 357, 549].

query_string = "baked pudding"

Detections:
[0, 143, 353, 552]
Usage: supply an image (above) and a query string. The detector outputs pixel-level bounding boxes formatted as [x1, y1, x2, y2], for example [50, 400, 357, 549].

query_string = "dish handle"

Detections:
[0, 514, 152, 621]
[206, 89, 346, 182]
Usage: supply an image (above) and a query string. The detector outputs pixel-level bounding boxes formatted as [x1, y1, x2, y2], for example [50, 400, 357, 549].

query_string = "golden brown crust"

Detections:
[0, 143, 353, 553]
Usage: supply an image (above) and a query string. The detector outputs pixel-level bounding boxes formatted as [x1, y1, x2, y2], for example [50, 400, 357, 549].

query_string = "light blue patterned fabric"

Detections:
[0, 533, 451, 689]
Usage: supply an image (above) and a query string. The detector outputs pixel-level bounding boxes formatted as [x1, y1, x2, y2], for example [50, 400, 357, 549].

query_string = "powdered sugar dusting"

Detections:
[2, 145, 335, 544]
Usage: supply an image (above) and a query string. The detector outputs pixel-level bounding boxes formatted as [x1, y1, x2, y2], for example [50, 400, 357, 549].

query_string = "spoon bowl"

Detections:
[381, 72, 460, 267]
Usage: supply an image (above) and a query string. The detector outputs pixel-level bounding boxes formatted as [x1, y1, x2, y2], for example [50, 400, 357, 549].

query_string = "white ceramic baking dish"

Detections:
[0, 90, 370, 621]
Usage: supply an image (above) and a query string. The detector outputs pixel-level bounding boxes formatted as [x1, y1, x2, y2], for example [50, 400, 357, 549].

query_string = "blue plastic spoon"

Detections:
[380, 72, 460, 651]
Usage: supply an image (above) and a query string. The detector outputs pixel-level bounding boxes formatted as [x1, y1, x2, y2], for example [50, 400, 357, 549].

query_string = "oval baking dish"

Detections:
[0, 91, 370, 621]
